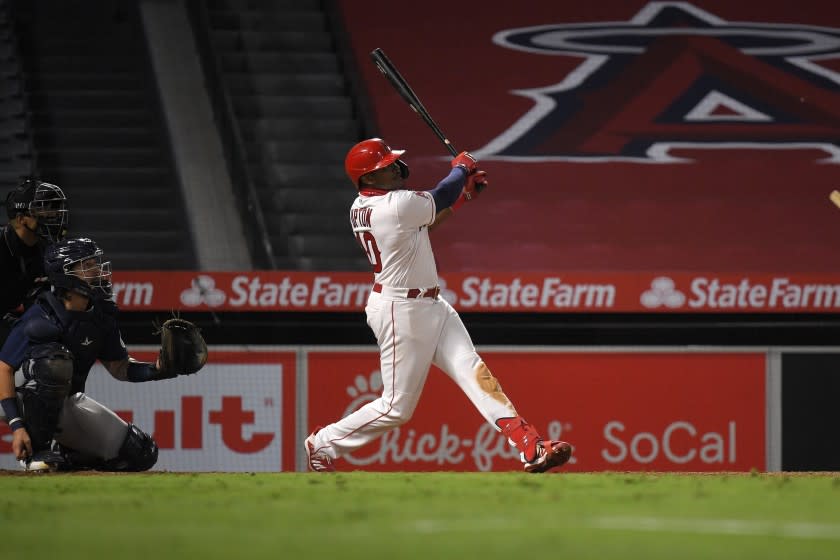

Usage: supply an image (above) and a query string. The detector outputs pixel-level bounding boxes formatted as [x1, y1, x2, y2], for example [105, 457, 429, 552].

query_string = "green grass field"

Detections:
[2, 471, 839, 560]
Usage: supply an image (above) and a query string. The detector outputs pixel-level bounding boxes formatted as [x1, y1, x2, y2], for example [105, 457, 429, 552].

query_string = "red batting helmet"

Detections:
[344, 138, 408, 187]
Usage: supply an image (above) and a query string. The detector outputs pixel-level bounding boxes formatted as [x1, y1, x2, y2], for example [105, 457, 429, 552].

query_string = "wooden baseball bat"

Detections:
[370, 48, 459, 157]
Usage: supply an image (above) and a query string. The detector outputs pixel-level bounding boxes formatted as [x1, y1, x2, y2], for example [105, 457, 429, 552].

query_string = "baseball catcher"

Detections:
[0, 238, 208, 472]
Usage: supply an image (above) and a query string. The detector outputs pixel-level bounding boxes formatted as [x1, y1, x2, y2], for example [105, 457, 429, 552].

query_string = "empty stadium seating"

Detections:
[11, 0, 196, 270]
[0, 0, 32, 194]
[195, 0, 368, 270]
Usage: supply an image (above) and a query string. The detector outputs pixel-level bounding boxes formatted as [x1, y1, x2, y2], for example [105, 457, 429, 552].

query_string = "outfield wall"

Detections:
[3, 346, 836, 472]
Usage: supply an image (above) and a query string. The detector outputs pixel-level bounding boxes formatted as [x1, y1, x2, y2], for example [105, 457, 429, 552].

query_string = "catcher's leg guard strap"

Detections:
[100, 424, 159, 472]
[496, 416, 542, 463]
[19, 342, 74, 451]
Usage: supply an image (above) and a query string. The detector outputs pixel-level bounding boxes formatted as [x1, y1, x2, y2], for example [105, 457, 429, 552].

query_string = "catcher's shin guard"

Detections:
[100, 424, 159, 472]
[19, 343, 74, 452]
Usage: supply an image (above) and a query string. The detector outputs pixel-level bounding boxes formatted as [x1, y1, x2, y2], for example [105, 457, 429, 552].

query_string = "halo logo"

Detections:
[641, 276, 686, 308]
[180, 275, 226, 307]
[480, 2, 840, 162]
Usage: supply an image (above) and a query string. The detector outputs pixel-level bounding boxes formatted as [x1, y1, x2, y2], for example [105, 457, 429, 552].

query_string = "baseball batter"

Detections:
[305, 138, 572, 473]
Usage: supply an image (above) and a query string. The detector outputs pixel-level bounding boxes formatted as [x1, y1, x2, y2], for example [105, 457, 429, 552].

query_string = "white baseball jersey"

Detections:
[349, 189, 438, 288]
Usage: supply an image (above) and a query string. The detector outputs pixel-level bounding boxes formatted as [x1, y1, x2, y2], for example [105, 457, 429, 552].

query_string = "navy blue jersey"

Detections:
[0, 291, 128, 393]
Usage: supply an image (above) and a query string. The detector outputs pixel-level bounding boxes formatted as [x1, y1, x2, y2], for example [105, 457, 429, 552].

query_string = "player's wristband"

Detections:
[1, 397, 24, 431]
[127, 359, 159, 382]
[451, 192, 467, 212]
[127, 358, 175, 382]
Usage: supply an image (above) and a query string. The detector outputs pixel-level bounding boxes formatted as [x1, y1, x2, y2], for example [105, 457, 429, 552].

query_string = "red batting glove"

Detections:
[451, 151, 478, 174]
[464, 170, 488, 200]
[452, 170, 488, 211]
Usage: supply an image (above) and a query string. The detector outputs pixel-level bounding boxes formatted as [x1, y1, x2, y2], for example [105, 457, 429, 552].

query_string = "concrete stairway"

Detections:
[203, 0, 368, 270]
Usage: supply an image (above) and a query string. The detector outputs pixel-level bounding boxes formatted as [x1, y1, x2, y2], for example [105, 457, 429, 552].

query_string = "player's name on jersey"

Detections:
[107, 272, 840, 313]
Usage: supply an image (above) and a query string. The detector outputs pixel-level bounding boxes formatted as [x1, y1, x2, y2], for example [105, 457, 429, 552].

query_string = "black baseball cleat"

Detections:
[20, 448, 67, 473]
[524, 440, 573, 473]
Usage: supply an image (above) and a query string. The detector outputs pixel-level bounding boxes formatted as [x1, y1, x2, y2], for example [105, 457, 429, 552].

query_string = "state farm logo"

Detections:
[640, 276, 686, 308]
[439, 277, 458, 305]
[458, 276, 615, 309]
[648, 276, 840, 310]
[339, 370, 573, 471]
[181, 275, 226, 307]
[111, 281, 153, 306]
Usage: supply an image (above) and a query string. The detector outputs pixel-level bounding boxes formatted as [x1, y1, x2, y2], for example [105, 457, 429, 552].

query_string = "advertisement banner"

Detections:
[306, 350, 766, 472]
[0, 349, 297, 472]
[110, 271, 840, 313]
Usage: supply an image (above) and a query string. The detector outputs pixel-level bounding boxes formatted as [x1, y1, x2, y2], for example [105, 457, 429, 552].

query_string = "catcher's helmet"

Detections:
[5, 178, 69, 242]
[44, 237, 112, 300]
[344, 138, 409, 188]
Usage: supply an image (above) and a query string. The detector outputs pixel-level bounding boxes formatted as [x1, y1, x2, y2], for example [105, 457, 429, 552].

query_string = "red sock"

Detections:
[496, 416, 542, 463]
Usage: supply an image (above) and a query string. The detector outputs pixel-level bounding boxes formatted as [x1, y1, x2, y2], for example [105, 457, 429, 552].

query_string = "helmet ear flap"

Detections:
[396, 160, 410, 179]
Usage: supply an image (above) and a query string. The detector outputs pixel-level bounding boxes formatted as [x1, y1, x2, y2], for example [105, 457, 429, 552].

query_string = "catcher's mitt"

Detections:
[158, 318, 208, 376]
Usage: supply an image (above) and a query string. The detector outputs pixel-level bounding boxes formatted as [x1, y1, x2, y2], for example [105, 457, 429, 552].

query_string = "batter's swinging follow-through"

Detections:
[302, 49, 572, 474]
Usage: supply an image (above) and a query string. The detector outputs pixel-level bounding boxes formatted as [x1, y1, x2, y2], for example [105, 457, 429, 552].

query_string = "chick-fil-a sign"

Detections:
[306, 351, 765, 472]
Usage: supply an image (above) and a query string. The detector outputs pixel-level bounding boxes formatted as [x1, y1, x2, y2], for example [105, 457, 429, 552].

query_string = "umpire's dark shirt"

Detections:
[0, 224, 46, 315]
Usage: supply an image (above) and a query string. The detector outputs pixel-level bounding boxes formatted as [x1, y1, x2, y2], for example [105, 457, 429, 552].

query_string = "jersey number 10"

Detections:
[355, 231, 382, 273]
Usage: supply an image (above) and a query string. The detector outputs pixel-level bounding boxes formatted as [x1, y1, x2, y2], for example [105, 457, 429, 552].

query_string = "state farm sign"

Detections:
[108, 271, 840, 313]
[642, 276, 840, 310]
[306, 351, 766, 472]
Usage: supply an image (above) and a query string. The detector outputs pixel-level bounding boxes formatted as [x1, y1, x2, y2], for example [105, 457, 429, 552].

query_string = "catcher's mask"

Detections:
[344, 138, 409, 188]
[44, 237, 112, 300]
[5, 178, 69, 242]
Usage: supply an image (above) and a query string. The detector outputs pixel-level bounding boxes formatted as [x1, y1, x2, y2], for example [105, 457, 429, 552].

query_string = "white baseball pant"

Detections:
[311, 291, 518, 459]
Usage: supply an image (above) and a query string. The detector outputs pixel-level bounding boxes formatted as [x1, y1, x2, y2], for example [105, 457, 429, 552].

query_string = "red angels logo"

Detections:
[478, 2, 840, 163]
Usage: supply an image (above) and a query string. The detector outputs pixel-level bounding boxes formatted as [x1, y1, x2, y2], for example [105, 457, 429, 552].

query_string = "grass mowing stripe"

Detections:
[405, 516, 840, 541]
[589, 517, 840, 540]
